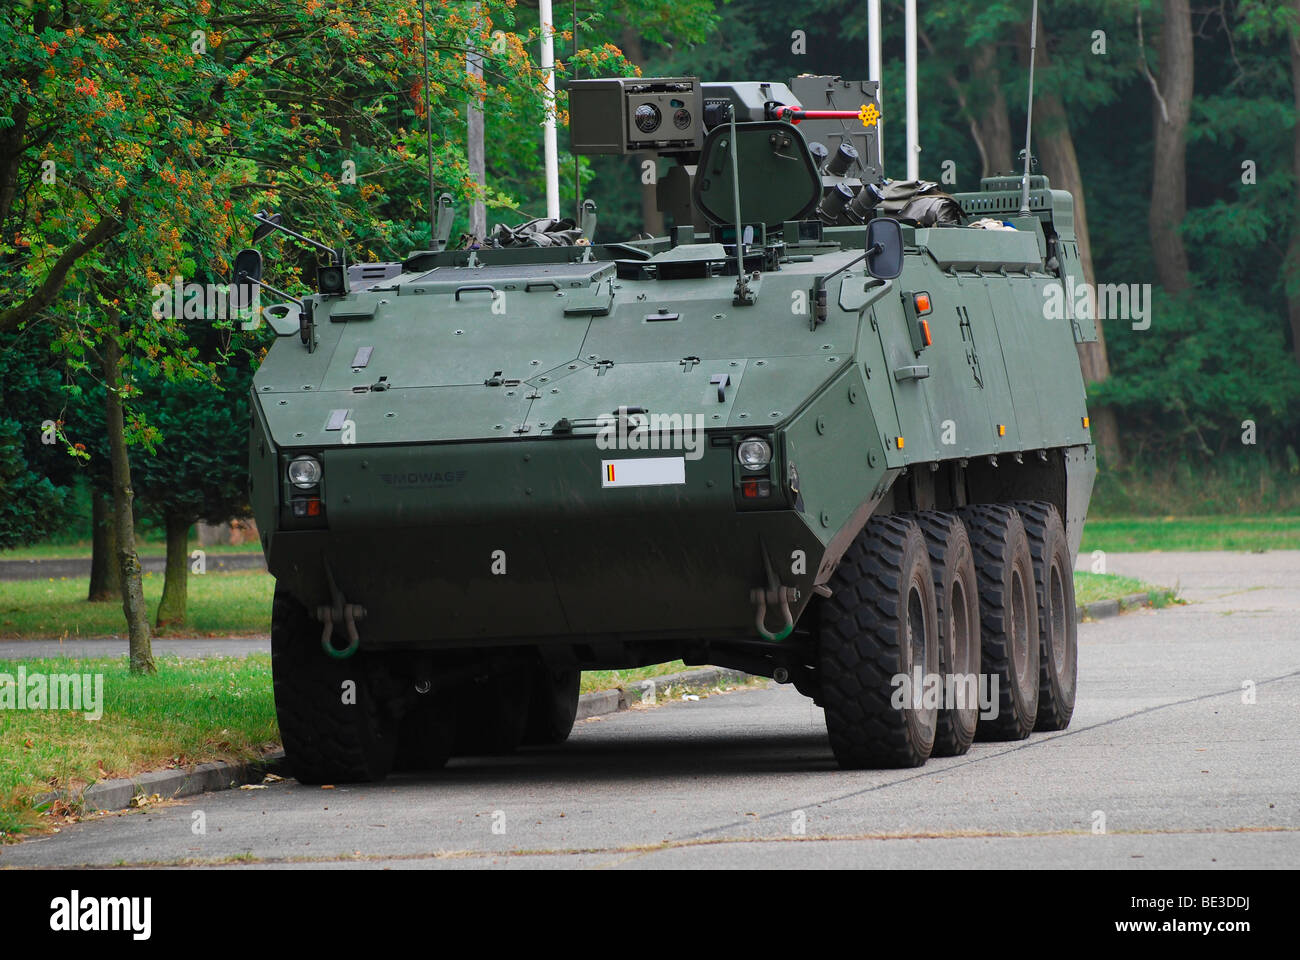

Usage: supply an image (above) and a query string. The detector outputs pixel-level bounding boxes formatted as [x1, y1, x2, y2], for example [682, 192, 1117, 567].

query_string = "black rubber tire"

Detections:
[271, 586, 398, 784]
[452, 660, 533, 756]
[1012, 500, 1078, 731]
[817, 515, 939, 768]
[393, 689, 455, 772]
[912, 511, 981, 756]
[958, 504, 1040, 741]
[522, 665, 580, 746]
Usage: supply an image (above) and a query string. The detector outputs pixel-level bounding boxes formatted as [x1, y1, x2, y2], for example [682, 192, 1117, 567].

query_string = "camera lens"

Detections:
[634, 103, 662, 134]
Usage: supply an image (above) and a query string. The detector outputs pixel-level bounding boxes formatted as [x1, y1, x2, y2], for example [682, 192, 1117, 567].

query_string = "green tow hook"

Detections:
[317, 601, 364, 659]
[750, 586, 798, 642]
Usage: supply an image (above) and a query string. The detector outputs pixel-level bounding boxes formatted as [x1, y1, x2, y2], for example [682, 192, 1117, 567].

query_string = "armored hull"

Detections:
[248, 76, 1096, 781]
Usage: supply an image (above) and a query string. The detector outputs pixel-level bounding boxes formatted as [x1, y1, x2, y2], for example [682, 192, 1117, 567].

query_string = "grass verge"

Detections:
[1073, 571, 1177, 608]
[0, 570, 274, 639]
[0, 655, 277, 838]
[0, 538, 264, 562]
[1080, 515, 1300, 553]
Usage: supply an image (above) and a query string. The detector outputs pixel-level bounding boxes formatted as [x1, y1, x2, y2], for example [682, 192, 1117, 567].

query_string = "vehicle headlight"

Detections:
[737, 438, 772, 472]
[287, 456, 322, 488]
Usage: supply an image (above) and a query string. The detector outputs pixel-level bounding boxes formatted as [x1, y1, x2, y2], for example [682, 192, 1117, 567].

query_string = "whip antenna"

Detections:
[418, 0, 436, 242]
[1018, 0, 1039, 217]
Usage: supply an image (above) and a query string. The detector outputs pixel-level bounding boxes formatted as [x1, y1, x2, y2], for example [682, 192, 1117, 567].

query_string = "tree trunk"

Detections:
[155, 511, 191, 631]
[1287, 0, 1300, 365]
[102, 335, 154, 674]
[971, 44, 1013, 177]
[87, 487, 120, 602]
[1148, 0, 1194, 296]
[1032, 25, 1122, 465]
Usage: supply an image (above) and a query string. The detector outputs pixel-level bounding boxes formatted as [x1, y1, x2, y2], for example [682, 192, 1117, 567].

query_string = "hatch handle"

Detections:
[454, 284, 497, 301]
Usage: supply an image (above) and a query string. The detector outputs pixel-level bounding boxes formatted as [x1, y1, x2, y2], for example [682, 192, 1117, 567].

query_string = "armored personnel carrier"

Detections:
[242, 74, 1096, 783]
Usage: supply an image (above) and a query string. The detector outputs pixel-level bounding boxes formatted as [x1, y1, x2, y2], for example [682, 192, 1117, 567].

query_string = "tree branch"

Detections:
[0, 207, 126, 335]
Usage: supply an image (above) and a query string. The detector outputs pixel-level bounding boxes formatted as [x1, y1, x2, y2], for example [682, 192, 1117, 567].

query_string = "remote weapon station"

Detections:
[242, 34, 1096, 783]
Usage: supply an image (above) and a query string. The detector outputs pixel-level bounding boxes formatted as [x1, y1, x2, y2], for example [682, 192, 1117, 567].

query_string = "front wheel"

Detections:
[817, 515, 939, 769]
[523, 665, 580, 746]
[271, 587, 398, 784]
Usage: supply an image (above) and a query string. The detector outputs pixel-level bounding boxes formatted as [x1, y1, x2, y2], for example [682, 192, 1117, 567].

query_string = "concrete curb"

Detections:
[34, 752, 286, 815]
[30, 667, 756, 816]
[577, 666, 754, 719]
[1077, 590, 1168, 622]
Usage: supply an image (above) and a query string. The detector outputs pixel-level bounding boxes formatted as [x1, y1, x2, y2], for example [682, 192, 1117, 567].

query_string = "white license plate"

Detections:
[600, 457, 686, 488]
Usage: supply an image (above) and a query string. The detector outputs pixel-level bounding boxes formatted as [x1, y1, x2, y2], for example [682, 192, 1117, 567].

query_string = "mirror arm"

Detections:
[252, 213, 338, 261]
[242, 275, 303, 307]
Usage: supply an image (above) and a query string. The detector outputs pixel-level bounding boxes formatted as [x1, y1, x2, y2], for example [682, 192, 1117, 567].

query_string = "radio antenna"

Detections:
[418, 0, 436, 242]
[572, 0, 581, 225]
[1018, 0, 1039, 217]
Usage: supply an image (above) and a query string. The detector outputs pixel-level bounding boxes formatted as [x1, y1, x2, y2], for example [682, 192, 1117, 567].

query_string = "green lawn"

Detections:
[1073, 571, 1176, 608]
[0, 655, 278, 837]
[0, 571, 274, 639]
[1080, 515, 1300, 553]
[0, 538, 264, 562]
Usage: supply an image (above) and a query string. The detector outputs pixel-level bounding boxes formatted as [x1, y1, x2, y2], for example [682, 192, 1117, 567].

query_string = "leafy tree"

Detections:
[132, 336, 262, 631]
[0, 328, 77, 549]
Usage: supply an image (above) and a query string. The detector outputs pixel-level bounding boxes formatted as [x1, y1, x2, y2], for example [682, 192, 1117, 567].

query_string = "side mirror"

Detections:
[230, 248, 263, 313]
[865, 217, 904, 280]
[252, 211, 283, 242]
[233, 248, 263, 284]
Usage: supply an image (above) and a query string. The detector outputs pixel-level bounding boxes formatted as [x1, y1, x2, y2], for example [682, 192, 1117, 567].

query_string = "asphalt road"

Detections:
[0, 552, 265, 581]
[2, 551, 1297, 869]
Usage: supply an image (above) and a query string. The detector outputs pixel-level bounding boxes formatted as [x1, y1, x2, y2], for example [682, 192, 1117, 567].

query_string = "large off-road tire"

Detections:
[1012, 500, 1078, 731]
[271, 587, 398, 784]
[393, 687, 455, 772]
[913, 511, 981, 756]
[452, 659, 533, 756]
[958, 504, 1040, 741]
[522, 664, 580, 746]
[817, 515, 939, 768]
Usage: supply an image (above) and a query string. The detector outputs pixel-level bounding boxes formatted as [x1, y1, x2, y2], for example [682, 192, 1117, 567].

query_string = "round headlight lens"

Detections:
[737, 438, 772, 472]
[287, 456, 322, 489]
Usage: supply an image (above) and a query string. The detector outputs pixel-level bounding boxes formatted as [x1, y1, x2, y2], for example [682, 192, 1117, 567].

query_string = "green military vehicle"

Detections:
[241, 74, 1095, 783]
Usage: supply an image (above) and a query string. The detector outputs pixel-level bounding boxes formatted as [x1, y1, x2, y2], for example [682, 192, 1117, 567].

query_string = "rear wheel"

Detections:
[271, 587, 398, 784]
[452, 657, 533, 756]
[958, 504, 1040, 741]
[1012, 501, 1078, 731]
[817, 515, 939, 768]
[393, 684, 455, 772]
[523, 664, 580, 746]
[913, 511, 981, 756]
